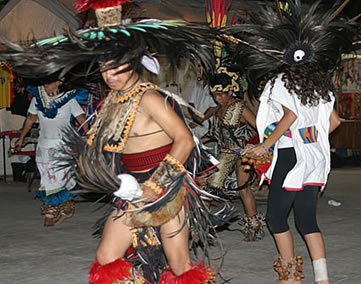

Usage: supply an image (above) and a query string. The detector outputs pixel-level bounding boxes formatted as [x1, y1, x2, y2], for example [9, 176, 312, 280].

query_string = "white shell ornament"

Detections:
[141, 55, 160, 75]
[114, 174, 143, 201]
[283, 43, 313, 65]
[294, 50, 305, 62]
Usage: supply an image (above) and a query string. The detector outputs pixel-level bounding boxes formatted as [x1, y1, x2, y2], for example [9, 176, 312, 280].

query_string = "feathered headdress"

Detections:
[205, 0, 242, 94]
[222, 0, 359, 92]
[0, 1, 217, 87]
[209, 63, 240, 93]
[74, 0, 130, 27]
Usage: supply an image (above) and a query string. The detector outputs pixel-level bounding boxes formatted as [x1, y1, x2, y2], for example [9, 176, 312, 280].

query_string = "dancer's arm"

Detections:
[15, 113, 38, 150]
[329, 109, 341, 134]
[247, 105, 297, 158]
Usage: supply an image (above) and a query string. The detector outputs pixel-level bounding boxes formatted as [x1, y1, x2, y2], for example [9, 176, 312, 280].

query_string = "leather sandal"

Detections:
[54, 201, 75, 225]
[43, 205, 60, 227]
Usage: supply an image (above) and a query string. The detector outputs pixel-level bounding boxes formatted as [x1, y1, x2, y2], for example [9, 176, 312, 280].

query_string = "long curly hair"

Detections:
[269, 64, 335, 107]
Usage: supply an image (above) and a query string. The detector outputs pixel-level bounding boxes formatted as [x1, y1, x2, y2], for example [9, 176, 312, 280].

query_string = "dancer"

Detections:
[188, 78, 217, 139]
[1, 1, 221, 282]
[15, 79, 88, 226]
[83, 60, 216, 284]
[205, 67, 265, 242]
[224, 0, 358, 282]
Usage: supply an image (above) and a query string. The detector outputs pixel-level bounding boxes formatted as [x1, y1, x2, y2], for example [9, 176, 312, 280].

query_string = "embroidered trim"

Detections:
[87, 82, 158, 152]
[31, 86, 77, 119]
[221, 100, 245, 126]
[263, 121, 292, 152]
[143, 179, 163, 195]
[114, 82, 146, 103]
[221, 147, 242, 154]
[298, 126, 318, 144]
[264, 122, 292, 139]
[164, 154, 186, 172]
[209, 66, 240, 93]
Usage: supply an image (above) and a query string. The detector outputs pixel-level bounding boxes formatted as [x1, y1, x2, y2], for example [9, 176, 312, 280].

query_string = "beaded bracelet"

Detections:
[261, 143, 269, 152]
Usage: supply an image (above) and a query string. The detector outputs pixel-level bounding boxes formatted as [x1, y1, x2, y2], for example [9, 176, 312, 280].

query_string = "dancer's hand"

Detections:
[245, 143, 268, 160]
[14, 138, 24, 151]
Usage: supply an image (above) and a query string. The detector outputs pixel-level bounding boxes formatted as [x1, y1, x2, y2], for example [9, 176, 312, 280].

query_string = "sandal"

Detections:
[54, 201, 75, 225]
[43, 205, 60, 227]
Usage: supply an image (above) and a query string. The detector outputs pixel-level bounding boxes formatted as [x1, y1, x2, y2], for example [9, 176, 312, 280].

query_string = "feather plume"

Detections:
[222, 0, 358, 97]
[0, 20, 218, 87]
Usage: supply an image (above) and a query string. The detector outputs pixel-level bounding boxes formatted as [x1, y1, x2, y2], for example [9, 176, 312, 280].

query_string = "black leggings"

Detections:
[266, 148, 321, 236]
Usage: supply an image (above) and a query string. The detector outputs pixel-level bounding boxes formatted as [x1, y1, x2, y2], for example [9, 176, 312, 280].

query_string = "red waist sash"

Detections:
[122, 143, 173, 171]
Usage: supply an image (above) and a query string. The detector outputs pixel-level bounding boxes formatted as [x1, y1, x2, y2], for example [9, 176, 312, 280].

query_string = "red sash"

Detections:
[122, 143, 172, 171]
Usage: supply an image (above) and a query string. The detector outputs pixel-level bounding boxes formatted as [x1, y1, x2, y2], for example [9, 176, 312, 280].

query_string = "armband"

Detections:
[143, 153, 186, 194]
[124, 153, 187, 227]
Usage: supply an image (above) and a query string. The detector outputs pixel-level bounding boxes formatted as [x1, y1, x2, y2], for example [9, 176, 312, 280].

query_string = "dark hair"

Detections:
[269, 64, 335, 107]
[99, 56, 144, 76]
[209, 73, 232, 90]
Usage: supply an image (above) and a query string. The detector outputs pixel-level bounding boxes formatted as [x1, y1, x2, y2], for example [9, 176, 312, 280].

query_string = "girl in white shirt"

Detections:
[247, 65, 341, 284]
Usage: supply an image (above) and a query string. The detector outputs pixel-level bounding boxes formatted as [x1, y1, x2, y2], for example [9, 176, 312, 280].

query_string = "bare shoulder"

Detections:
[141, 89, 164, 102]
[140, 89, 168, 111]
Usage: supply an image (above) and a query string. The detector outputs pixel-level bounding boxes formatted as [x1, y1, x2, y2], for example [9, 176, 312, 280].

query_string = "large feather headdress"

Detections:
[222, 0, 359, 90]
[0, 0, 217, 87]
[205, 0, 243, 94]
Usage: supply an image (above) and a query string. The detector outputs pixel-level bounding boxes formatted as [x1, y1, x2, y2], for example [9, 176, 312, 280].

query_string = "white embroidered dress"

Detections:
[28, 91, 84, 195]
[256, 74, 334, 191]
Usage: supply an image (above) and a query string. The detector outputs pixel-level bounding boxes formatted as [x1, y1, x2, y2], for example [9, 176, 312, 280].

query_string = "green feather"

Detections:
[118, 29, 131, 37]
[128, 26, 147, 32]
[97, 31, 104, 40]
[89, 32, 97, 39]
[35, 35, 67, 46]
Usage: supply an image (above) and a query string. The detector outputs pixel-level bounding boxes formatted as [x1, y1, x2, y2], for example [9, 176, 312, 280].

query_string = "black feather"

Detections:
[221, 0, 358, 98]
[0, 20, 219, 87]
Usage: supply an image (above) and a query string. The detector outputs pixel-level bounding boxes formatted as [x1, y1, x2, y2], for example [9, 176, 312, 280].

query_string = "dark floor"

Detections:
[0, 167, 360, 283]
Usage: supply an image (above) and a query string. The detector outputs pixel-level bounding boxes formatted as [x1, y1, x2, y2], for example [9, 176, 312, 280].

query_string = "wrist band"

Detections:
[261, 143, 268, 152]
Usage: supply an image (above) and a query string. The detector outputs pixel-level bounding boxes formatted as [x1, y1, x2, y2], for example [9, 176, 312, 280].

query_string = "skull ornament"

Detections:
[294, 50, 306, 62]
[284, 43, 313, 65]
